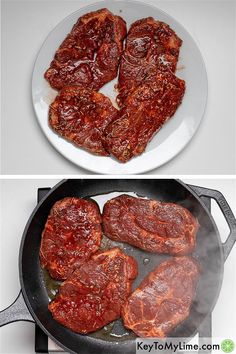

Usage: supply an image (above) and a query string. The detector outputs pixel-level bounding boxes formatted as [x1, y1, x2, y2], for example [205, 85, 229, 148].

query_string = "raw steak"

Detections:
[45, 8, 126, 90]
[117, 17, 182, 106]
[103, 71, 185, 162]
[102, 195, 199, 255]
[49, 86, 118, 156]
[40, 197, 102, 280]
[49, 248, 138, 334]
[122, 256, 200, 337]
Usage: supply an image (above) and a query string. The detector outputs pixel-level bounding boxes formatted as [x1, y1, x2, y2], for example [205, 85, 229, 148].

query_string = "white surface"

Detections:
[1, 0, 236, 175]
[0, 178, 236, 353]
[32, 0, 207, 174]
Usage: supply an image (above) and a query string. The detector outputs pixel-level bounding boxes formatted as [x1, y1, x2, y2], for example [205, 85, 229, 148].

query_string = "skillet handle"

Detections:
[0, 291, 34, 326]
[188, 184, 236, 262]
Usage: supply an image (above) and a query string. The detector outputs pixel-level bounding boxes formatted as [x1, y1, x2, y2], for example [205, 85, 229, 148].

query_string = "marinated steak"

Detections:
[40, 197, 102, 280]
[103, 71, 185, 162]
[122, 256, 200, 337]
[49, 86, 118, 156]
[102, 195, 199, 255]
[117, 17, 182, 106]
[45, 13, 186, 162]
[49, 248, 138, 334]
[45, 8, 127, 90]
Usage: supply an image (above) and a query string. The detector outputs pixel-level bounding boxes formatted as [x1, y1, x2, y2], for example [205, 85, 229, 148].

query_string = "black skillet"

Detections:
[0, 179, 236, 354]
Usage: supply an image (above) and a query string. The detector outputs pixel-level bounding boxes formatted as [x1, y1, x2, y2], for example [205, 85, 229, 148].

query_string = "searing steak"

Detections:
[40, 197, 102, 280]
[122, 256, 200, 337]
[102, 195, 199, 255]
[103, 71, 185, 162]
[117, 17, 182, 106]
[49, 86, 118, 155]
[45, 8, 126, 90]
[49, 248, 138, 334]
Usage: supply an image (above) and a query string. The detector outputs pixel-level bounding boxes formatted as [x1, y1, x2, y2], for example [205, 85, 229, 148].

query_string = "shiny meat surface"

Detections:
[122, 256, 200, 337]
[103, 71, 185, 162]
[45, 9, 127, 90]
[117, 17, 182, 106]
[49, 248, 138, 334]
[46, 14, 186, 162]
[49, 86, 118, 155]
[102, 195, 199, 255]
[40, 197, 102, 280]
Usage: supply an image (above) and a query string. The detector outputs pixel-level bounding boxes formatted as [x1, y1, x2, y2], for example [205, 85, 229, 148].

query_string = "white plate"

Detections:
[32, 0, 207, 174]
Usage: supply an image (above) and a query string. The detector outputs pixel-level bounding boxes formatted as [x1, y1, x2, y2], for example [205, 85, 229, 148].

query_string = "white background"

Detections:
[0, 178, 236, 353]
[1, 0, 236, 175]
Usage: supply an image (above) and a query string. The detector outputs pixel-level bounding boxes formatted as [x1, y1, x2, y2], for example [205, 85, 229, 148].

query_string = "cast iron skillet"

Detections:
[0, 179, 236, 354]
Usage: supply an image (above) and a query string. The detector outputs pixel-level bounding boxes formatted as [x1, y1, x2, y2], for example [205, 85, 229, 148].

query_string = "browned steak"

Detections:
[49, 248, 138, 334]
[117, 17, 182, 106]
[49, 86, 118, 156]
[45, 8, 126, 91]
[40, 197, 102, 280]
[102, 195, 199, 255]
[103, 71, 185, 162]
[122, 256, 200, 337]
